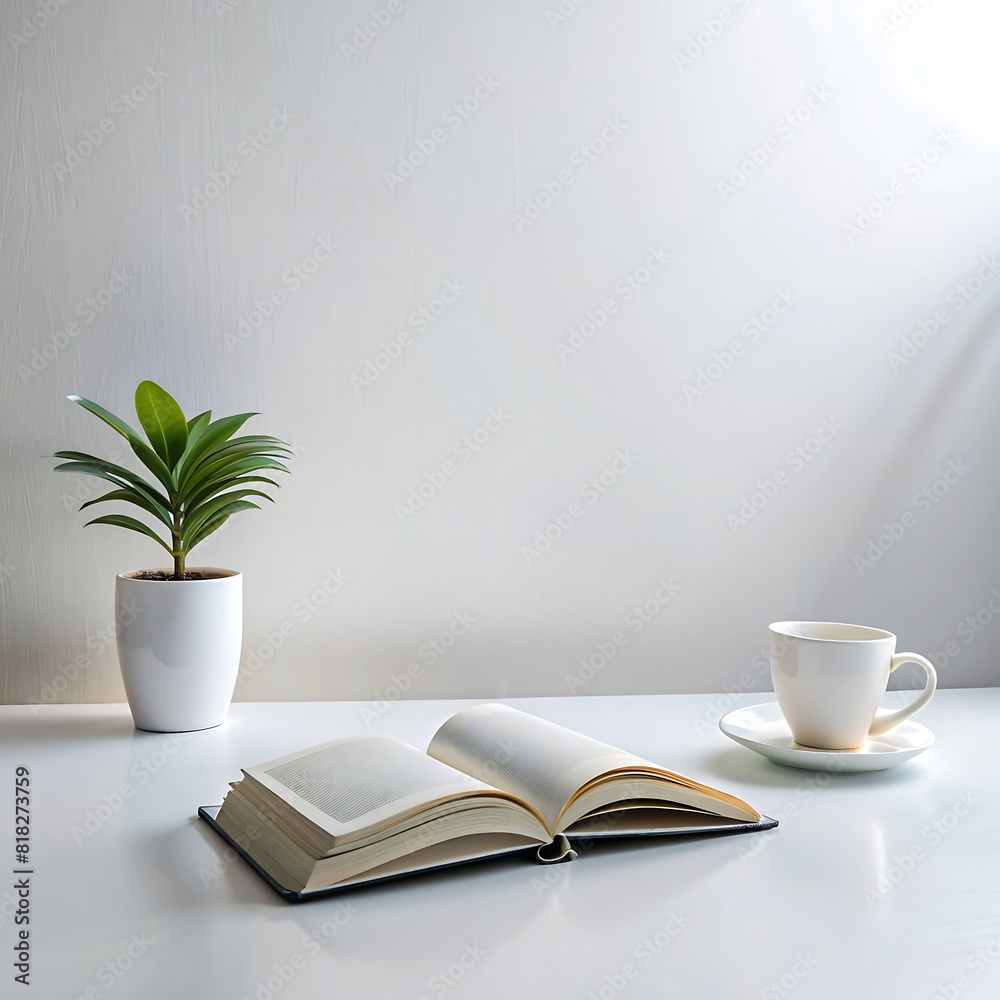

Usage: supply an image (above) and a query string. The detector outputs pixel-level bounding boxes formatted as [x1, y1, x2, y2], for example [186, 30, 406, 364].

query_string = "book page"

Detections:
[244, 734, 498, 842]
[323, 833, 539, 892]
[427, 704, 652, 833]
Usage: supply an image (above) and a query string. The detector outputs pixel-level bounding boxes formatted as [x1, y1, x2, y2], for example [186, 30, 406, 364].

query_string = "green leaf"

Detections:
[54, 462, 173, 517]
[84, 514, 173, 553]
[190, 439, 291, 473]
[180, 489, 271, 543]
[196, 454, 289, 485]
[178, 454, 289, 505]
[134, 381, 188, 469]
[182, 443, 289, 487]
[68, 395, 140, 440]
[128, 436, 177, 494]
[183, 501, 258, 551]
[186, 513, 233, 552]
[206, 435, 293, 457]
[184, 474, 281, 511]
[54, 463, 130, 496]
[62, 390, 177, 494]
[187, 410, 211, 434]
[176, 412, 257, 484]
[176, 411, 211, 474]
[53, 453, 171, 509]
[79, 488, 173, 527]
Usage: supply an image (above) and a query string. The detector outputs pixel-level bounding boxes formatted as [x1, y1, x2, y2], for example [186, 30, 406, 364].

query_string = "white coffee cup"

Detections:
[769, 621, 937, 750]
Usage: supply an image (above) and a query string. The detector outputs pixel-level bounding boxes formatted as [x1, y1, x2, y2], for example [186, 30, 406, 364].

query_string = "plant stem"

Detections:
[172, 510, 183, 580]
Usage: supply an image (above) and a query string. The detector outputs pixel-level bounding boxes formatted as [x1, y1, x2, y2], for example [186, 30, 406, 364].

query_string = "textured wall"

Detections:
[2, 0, 999, 708]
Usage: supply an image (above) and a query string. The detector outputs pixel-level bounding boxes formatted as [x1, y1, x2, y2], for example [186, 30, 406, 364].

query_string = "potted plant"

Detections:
[54, 380, 291, 732]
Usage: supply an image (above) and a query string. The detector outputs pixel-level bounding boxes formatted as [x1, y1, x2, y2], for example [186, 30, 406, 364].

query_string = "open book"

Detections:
[203, 704, 775, 899]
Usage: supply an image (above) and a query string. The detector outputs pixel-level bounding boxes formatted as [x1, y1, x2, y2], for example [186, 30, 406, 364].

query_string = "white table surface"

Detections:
[2, 690, 998, 999]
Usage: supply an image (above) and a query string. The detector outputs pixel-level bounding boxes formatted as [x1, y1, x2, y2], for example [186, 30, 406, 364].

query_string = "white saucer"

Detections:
[719, 702, 934, 772]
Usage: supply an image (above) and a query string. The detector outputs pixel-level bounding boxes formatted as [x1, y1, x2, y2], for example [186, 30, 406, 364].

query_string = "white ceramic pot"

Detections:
[115, 568, 243, 732]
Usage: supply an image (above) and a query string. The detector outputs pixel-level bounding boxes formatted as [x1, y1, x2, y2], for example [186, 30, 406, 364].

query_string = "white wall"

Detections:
[2, 0, 1000, 708]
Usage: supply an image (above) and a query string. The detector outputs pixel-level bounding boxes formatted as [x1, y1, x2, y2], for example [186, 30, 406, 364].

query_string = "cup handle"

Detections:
[867, 652, 937, 737]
